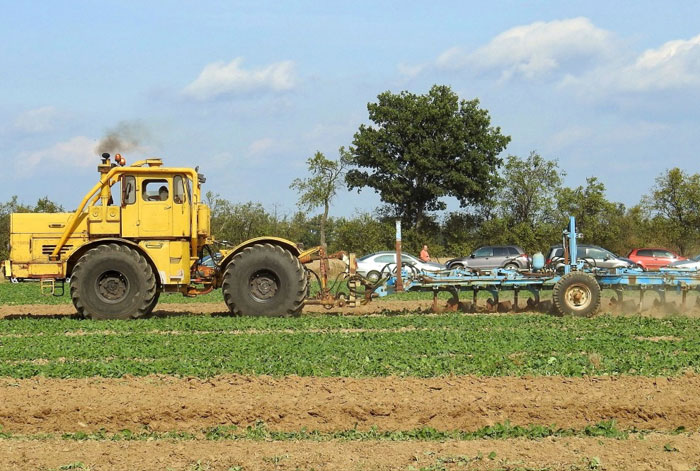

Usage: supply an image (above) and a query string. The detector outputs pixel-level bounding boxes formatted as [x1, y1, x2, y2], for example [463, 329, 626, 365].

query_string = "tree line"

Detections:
[1, 85, 699, 262]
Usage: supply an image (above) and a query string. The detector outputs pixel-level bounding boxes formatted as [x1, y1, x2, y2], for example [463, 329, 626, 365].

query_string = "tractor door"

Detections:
[171, 175, 191, 238]
[138, 177, 174, 237]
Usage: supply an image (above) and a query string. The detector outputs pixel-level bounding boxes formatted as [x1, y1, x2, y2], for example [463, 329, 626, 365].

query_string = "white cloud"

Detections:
[437, 17, 614, 80]
[15, 136, 97, 175]
[560, 33, 700, 98]
[614, 34, 700, 91]
[247, 137, 276, 156]
[397, 62, 426, 79]
[183, 58, 296, 100]
[14, 106, 60, 133]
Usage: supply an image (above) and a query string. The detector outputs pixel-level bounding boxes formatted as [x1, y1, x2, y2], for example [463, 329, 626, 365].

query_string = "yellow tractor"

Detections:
[2, 153, 310, 319]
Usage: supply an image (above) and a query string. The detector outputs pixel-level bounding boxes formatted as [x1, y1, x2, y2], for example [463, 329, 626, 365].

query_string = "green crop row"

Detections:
[0, 421, 636, 442]
[0, 313, 699, 378]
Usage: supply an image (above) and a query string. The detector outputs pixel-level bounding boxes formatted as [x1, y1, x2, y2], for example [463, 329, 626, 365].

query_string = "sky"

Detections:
[1, 1, 699, 219]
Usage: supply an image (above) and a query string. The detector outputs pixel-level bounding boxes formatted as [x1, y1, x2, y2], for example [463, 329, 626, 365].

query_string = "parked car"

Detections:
[446, 245, 530, 271]
[356, 251, 445, 282]
[627, 248, 687, 270]
[667, 254, 700, 270]
[546, 244, 638, 270]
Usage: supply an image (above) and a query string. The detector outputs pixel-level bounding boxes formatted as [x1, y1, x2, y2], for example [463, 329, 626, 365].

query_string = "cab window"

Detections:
[122, 176, 136, 206]
[173, 176, 186, 204]
[142, 179, 170, 202]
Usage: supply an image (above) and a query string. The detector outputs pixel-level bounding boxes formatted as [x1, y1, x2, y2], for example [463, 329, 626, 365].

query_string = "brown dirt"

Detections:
[2, 435, 700, 470]
[0, 300, 438, 318]
[1, 375, 700, 435]
[2, 296, 700, 319]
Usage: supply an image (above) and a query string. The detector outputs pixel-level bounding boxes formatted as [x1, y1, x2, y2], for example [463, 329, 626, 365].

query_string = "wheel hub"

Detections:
[95, 270, 129, 304]
[249, 270, 280, 302]
[565, 284, 591, 310]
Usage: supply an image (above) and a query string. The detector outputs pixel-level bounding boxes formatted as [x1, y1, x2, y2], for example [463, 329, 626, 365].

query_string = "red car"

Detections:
[627, 248, 687, 270]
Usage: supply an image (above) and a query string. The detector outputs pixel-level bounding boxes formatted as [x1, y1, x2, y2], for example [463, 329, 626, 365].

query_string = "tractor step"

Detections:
[40, 278, 65, 297]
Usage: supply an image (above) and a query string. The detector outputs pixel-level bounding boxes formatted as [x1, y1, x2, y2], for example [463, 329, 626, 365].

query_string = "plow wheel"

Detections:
[222, 243, 307, 317]
[552, 272, 601, 317]
[70, 243, 158, 320]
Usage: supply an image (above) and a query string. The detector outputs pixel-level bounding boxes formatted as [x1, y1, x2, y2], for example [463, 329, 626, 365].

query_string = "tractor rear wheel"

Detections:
[70, 243, 158, 320]
[552, 272, 601, 317]
[222, 243, 307, 317]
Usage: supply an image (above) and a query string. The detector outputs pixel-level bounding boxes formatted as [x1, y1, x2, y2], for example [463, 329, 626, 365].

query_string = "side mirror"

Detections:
[470, 254, 475, 259]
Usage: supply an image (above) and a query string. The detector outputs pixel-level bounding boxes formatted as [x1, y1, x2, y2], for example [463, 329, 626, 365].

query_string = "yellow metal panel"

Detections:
[11, 213, 88, 235]
[10, 263, 29, 278]
[139, 240, 170, 286]
[197, 204, 210, 237]
[3, 260, 11, 278]
[28, 263, 65, 278]
[168, 240, 190, 285]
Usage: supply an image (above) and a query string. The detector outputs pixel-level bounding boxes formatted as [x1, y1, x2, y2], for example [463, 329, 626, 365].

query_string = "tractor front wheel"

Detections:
[222, 243, 307, 317]
[70, 243, 158, 320]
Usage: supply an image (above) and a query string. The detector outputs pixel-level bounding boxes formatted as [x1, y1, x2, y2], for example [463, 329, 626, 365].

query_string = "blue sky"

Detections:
[1, 1, 699, 218]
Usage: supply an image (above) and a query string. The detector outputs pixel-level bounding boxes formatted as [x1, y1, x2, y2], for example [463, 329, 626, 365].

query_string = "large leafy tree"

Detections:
[346, 85, 510, 229]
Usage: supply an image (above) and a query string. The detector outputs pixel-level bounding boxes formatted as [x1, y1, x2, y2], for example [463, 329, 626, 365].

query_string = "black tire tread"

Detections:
[70, 243, 158, 320]
[552, 272, 601, 317]
[222, 243, 306, 317]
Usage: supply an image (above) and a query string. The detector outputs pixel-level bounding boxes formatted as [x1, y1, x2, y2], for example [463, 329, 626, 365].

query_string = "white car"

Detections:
[356, 251, 445, 282]
[666, 254, 700, 270]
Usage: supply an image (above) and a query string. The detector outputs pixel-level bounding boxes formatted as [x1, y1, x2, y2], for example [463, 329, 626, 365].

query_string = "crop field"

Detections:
[2, 282, 700, 469]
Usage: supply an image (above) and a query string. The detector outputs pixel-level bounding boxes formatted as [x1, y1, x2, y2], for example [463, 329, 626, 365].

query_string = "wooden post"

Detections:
[395, 220, 404, 292]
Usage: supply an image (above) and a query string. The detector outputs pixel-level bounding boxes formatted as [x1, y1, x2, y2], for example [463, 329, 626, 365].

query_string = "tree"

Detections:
[644, 168, 700, 254]
[346, 85, 510, 229]
[556, 177, 625, 252]
[499, 151, 564, 226]
[290, 148, 350, 249]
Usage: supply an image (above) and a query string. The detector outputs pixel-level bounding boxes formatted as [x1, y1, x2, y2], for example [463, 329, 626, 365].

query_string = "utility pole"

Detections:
[395, 219, 404, 292]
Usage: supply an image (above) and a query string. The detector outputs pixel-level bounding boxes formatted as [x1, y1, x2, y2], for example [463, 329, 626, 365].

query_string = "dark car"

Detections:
[546, 244, 638, 270]
[447, 245, 530, 271]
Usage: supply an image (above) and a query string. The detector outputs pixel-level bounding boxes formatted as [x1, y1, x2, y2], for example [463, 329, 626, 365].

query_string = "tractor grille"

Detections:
[41, 245, 73, 255]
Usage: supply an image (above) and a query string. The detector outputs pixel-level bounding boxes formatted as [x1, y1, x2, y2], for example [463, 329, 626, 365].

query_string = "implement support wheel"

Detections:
[552, 272, 601, 317]
[222, 243, 307, 317]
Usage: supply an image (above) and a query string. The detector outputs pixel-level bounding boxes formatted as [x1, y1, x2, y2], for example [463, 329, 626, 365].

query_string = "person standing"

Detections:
[420, 244, 431, 262]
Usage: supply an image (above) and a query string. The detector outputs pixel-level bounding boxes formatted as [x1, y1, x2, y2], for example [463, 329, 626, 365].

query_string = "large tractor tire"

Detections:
[222, 243, 307, 317]
[552, 272, 601, 317]
[70, 243, 158, 320]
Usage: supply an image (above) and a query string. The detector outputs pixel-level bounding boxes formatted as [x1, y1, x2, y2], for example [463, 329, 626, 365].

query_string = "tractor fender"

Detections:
[65, 238, 161, 288]
[219, 237, 301, 271]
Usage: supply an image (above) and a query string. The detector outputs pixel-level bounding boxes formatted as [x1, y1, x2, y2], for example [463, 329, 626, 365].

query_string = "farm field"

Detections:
[2, 282, 700, 469]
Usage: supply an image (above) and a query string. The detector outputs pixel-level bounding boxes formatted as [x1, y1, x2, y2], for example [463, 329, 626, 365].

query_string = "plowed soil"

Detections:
[2, 297, 699, 319]
[1, 375, 700, 434]
[0, 300, 437, 318]
[3, 435, 700, 471]
[2, 375, 700, 470]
